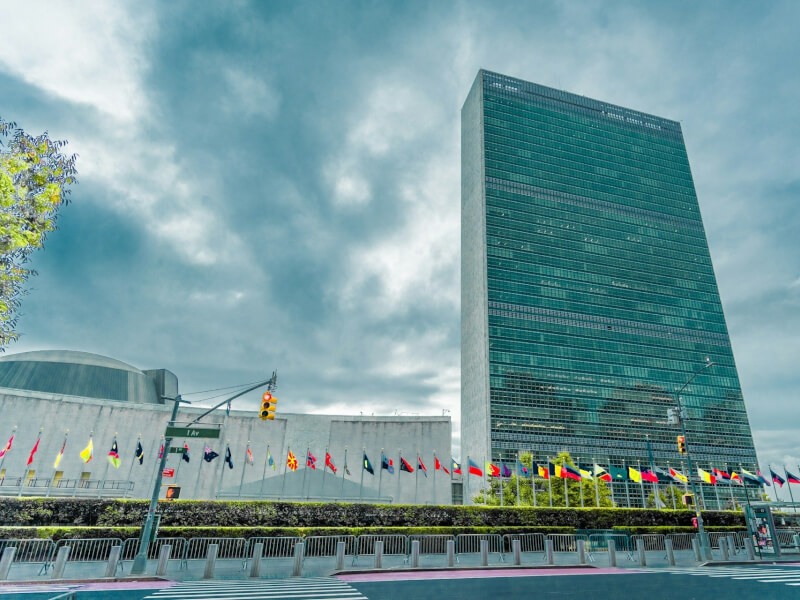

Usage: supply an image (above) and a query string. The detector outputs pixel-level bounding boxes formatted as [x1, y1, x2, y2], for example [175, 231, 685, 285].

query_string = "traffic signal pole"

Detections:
[130, 373, 277, 575]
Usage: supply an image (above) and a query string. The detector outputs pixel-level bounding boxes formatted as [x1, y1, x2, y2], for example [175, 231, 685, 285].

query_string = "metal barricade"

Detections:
[666, 533, 696, 551]
[586, 533, 631, 560]
[408, 534, 454, 555]
[304, 535, 357, 557]
[775, 530, 797, 549]
[708, 532, 745, 549]
[0, 538, 55, 574]
[548, 533, 589, 553]
[357, 535, 409, 556]
[55, 538, 124, 562]
[503, 533, 545, 554]
[631, 534, 666, 552]
[185, 537, 248, 566]
[121, 537, 188, 568]
[456, 534, 504, 554]
[247, 537, 302, 558]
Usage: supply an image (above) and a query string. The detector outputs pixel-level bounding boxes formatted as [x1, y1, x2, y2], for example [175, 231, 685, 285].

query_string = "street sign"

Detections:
[169, 446, 187, 454]
[165, 426, 220, 439]
[162, 468, 175, 478]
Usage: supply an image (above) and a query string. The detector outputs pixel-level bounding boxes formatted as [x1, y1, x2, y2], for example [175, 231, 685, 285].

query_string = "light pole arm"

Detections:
[189, 374, 276, 424]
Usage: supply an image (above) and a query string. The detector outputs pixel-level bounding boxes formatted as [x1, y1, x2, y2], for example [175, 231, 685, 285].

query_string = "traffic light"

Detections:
[259, 392, 277, 421]
[677, 435, 687, 454]
[165, 486, 181, 500]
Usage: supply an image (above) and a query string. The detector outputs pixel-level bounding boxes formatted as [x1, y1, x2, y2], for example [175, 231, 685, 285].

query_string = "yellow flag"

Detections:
[628, 466, 642, 483]
[79, 439, 93, 463]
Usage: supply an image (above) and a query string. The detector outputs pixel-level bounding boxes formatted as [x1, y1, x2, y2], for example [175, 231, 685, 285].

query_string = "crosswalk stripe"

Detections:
[143, 579, 367, 600]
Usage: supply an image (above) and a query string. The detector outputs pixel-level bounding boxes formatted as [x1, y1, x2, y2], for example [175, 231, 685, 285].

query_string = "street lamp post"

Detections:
[671, 358, 715, 559]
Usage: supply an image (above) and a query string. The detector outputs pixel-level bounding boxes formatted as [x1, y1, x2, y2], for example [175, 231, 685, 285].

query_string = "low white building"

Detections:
[0, 350, 453, 504]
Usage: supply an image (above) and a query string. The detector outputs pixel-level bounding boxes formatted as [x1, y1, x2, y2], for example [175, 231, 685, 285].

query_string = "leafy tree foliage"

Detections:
[0, 117, 77, 348]
[646, 485, 686, 509]
[473, 451, 614, 508]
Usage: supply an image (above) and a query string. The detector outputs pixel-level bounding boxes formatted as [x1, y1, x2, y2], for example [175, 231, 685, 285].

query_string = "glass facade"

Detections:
[461, 70, 759, 508]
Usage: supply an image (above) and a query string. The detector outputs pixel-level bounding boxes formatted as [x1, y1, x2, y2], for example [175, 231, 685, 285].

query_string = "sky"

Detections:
[0, 1, 798, 499]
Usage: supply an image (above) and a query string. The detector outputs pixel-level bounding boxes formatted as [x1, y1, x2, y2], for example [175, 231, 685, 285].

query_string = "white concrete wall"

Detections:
[0, 388, 452, 504]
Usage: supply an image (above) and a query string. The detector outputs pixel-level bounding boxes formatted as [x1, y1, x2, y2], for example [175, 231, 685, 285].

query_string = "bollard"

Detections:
[374, 541, 383, 569]
[446, 540, 455, 567]
[249, 543, 263, 578]
[607, 540, 616, 567]
[691, 538, 702, 562]
[411, 540, 420, 568]
[744, 537, 756, 561]
[156, 545, 172, 577]
[794, 534, 800, 553]
[0, 547, 16, 580]
[545, 540, 554, 566]
[719, 538, 729, 562]
[512, 539, 521, 566]
[728, 536, 737, 558]
[577, 539, 586, 565]
[203, 544, 218, 579]
[51, 546, 70, 579]
[292, 542, 305, 577]
[335, 541, 346, 571]
[480, 539, 489, 566]
[636, 539, 646, 567]
[104, 545, 122, 578]
[665, 539, 675, 566]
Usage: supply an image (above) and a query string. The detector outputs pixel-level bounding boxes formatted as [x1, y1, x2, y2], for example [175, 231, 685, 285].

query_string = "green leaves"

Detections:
[0, 117, 77, 348]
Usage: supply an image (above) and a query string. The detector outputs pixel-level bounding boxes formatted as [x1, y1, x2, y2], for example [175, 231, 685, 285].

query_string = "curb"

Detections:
[0, 576, 169, 586]
[332, 564, 599, 576]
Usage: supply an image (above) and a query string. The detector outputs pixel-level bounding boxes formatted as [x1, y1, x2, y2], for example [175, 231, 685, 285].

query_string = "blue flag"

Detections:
[517, 462, 529, 477]
[381, 453, 395, 474]
[363, 452, 374, 475]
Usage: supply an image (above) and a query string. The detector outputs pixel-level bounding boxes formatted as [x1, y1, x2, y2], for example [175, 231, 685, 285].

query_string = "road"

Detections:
[4, 565, 800, 600]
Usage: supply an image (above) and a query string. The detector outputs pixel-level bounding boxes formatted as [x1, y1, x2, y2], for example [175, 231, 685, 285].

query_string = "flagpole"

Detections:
[465, 456, 470, 505]
[237, 441, 249, 499]
[124, 434, 140, 499]
[482, 455, 487, 505]
[19, 427, 42, 498]
[515, 451, 520, 507]
[637, 459, 645, 508]
[666, 461, 676, 509]
[564, 466, 568, 508]
[726, 463, 734, 509]
[414, 449, 419, 505]
[577, 457, 583, 508]
[259, 443, 270, 498]
[499, 461, 504, 506]
[280, 445, 289, 500]
[785, 466, 796, 505]
[147, 436, 164, 503]
[593, 458, 599, 507]
[531, 455, 537, 507]
[321, 446, 328, 500]
[547, 458, 553, 507]
[378, 449, 385, 502]
[73, 431, 93, 499]
[216, 440, 230, 499]
[713, 471, 721, 510]
[397, 449, 402, 504]
[340, 446, 348, 501]
[623, 463, 631, 508]
[359, 447, 366, 502]
[432, 450, 437, 506]
[47, 429, 69, 498]
[0, 425, 17, 477]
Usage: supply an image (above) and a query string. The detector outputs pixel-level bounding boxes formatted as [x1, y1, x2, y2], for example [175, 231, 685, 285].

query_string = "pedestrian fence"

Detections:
[503, 533, 545, 553]
[547, 533, 588, 553]
[631, 534, 666, 552]
[775, 530, 800, 549]
[185, 537, 248, 562]
[666, 533, 696, 551]
[408, 534, 454, 554]
[0, 539, 55, 565]
[304, 535, 357, 557]
[247, 536, 302, 558]
[357, 535, 409, 556]
[121, 537, 188, 568]
[54, 538, 124, 563]
[455, 534, 504, 555]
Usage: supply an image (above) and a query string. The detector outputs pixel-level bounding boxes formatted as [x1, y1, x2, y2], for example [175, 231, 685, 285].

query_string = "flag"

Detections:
[246, 447, 254, 465]
[451, 458, 461, 475]
[203, 446, 219, 462]
[698, 468, 716, 484]
[486, 461, 500, 477]
[518, 462, 530, 477]
[548, 462, 558, 478]
[267, 451, 275, 470]
[79, 439, 93, 463]
[325, 452, 337, 473]
[182, 443, 191, 463]
[628, 466, 642, 483]
[501, 463, 512, 478]
[363, 452, 374, 475]
[54, 439, 67, 468]
[641, 469, 658, 483]
[654, 467, 673, 484]
[381, 454, 395, 474]
[107, 440, 121, 468]
[467, 458, 482, 476]
[27, 438, 41, 466]
[287, 450, 298, 471]
[561, 464, 581, 481]
[158, 444, 164, 459]
[400, 457, 414, 473]
[757, 470, 771, 486]
[0, 435, 13, 458]
[728, 469, 742, 484]
[609, 465, 627, 480]
[713, 468, 731, 482]
[307, 451, 317, 469]
[669, 467, 688, 483]
[537, 464, 550, 479]
[135, 441, 144, 465]
[579, 466, 593, 480]
[418, 457, 427, 477]
[593, 465, 612, 482]
[344, 460, 351, 476]
[770, 468, 785, 487]
[224, 446, 234, 469]
[786, 470, 800, 485]
[741, 469, 760, 484]
[435, 456, 450, 475]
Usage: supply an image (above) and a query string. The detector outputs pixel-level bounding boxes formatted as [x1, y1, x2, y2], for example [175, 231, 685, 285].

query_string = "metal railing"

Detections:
[185, 537, 248, 561]
[0, 477, 133, 491]
[357, 535, 408, 556]
[666, 533, 696, 551]
[455, 534, 504, 554]
[408, 534, 454, 554]
[0, 539, 55, 564]
[503, 533, 545, 553]
[631, 534, 666, 551]
[247, 536, 301, 558]
[548, 533, 589, 553]
[54, 538, 124, 562]
[121, 537, 187, 564]
[775, 530, 799, 549]
[304, 535, 357, 557]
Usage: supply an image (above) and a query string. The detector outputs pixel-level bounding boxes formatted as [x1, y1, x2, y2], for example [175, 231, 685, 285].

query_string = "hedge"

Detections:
[0, 499, 746, 530]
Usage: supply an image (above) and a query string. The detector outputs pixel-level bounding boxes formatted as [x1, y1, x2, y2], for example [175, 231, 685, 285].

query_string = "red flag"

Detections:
[418, 456, 428, 477]
[0, 435, 13, 458]
[325, 452, 337, 473]
[158, 444, 164, 459]
[27, 438, 40, 466]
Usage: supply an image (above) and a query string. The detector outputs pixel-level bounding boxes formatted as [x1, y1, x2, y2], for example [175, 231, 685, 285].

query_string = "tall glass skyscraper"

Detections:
[461, 70, 759, 507]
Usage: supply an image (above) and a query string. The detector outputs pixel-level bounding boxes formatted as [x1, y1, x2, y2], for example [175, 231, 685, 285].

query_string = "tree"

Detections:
[473, 451, 614, 507]
[0, 117, 76, 348]
[646, 485, 685, 509]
